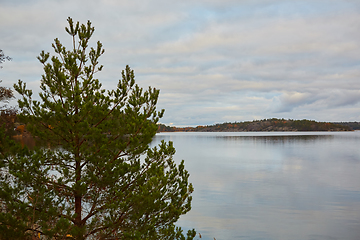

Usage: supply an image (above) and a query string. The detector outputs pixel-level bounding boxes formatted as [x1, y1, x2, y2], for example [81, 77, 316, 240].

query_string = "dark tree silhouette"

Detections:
[0, 49, 11, 68]
[0, 18, 195, 240]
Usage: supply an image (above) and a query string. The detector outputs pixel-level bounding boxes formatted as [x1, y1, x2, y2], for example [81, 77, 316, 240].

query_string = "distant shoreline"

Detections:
[158, 118, 358, 132]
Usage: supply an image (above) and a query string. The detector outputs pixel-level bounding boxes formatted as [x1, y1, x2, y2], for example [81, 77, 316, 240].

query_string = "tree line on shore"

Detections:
[158, 118, 355, 132]
[0, 17, 357, 239]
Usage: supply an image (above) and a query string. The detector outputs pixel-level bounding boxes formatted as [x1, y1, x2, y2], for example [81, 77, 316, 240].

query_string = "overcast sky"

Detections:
[1, 0, 360, 126]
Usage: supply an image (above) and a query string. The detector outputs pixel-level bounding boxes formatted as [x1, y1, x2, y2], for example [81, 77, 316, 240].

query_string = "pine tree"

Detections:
[0, 17, 195, 240]
[0, 50, 16, 138]
[0, 49, 12, 68]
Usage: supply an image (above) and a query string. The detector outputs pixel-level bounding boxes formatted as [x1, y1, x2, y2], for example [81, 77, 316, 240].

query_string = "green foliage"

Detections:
[158, 118, 352, 132]
[0, 81, 14, 103]
[0, 79, 16, 137]
[0, 18, 195, 240]
[334, 121, 360, 130]
[0, 50, 16, 134]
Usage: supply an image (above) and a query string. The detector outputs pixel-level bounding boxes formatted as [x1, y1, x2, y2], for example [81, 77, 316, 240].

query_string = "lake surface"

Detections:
[150, 131, 360, 240]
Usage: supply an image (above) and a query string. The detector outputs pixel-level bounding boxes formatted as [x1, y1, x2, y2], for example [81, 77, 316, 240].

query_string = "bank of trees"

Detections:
[158, 118, 352, 132]
[0, 18, 195, 240]
[333, 121, 360, 130]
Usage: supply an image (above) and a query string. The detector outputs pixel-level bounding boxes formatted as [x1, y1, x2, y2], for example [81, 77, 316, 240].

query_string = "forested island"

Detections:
[158, 118, 357, 132]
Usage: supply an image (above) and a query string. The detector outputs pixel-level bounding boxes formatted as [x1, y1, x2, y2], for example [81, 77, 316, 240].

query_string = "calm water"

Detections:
[151, 131, 360, 240]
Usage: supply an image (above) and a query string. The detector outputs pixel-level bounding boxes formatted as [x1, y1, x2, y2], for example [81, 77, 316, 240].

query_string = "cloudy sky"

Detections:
[1, 0, 360, 126]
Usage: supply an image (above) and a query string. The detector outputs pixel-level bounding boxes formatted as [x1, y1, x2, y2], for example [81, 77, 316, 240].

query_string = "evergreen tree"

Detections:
[0, 50, 14, 110]
[0, 18, 195, 240]
[0, 49, 11, 68]
[0, 50, 16, 136]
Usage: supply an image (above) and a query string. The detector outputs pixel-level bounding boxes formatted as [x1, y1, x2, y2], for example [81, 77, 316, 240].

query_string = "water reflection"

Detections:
[152, 132, 360, 240]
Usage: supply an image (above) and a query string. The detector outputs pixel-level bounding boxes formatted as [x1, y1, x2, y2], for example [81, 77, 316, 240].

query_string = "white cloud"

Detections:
[1, 0, 360, 125]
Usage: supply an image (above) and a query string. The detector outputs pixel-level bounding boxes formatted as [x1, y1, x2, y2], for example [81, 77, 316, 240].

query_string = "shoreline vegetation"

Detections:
[157, 118, 358, 132]
[1, 115, 358, 141]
